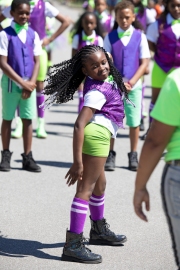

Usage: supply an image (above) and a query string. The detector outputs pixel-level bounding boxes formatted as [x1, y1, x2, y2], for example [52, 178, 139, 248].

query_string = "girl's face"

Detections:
[168, 0, 180, 19]
[82, 51, 110, 81]
[10, 4, 30, 25]
[95, 0, 107, 14]
[82, 14, 97, 35]
[115, 8, 135, 30]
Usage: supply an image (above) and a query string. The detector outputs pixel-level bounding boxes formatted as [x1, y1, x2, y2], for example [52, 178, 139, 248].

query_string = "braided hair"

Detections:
[43, 45, 129, 109]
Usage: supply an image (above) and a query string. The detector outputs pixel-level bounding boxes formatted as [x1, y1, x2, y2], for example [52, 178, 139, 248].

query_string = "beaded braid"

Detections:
[43, 45, 129, 109]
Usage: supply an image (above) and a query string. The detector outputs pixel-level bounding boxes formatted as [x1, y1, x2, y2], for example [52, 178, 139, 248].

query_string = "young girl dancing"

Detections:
[43, 45, 130, 264]
[71, 11, 103, 112]
[141, 0, 180, 140]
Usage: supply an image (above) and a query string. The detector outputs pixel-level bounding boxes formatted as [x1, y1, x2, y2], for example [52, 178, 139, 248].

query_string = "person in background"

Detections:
[0, 0, 42, 172]
[133, 68, 180, 270]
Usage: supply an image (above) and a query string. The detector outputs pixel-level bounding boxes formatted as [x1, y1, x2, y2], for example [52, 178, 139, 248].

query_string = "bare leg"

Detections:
[1, 119, 12, 150]
[93, 169, 106, 196]
[129, 126, 139, 152]
[151, 87, 161, 104]
[110, 138, 114, 151]
[22, 119, 32, 155]
[76, 154, 107, 201]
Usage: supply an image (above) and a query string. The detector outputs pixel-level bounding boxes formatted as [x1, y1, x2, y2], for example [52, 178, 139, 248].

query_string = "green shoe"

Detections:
[11, 117, 23, 138]
[36, 118, 47, 139]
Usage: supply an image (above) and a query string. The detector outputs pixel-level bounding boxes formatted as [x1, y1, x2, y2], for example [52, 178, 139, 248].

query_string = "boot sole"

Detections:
[61, 254, 102, 264]
[104, 167, 115, 171]
[0, 168, 11, 172]
[22, 167, 41, 173]
[89, 237, 127, 246]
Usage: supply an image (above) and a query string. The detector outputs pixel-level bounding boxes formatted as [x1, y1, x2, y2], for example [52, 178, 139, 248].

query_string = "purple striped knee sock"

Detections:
[36, 92, 45, 118]
[149, 102, 154, 124]
[70, 197, 89, 234]
[89, 194, 105, 221]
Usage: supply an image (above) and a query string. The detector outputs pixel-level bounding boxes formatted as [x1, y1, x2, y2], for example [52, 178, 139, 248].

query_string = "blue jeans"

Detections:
[161, 164, 180, 269]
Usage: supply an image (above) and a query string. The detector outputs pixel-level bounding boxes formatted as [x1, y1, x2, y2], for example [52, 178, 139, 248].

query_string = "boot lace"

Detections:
[79, 235, 91, 253]
[2, 152, 10, 163]
[102, 219, 115, 236]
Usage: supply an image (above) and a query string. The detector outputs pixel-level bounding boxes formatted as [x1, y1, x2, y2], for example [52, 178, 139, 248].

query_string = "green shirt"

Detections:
[151, 68, 180, 162]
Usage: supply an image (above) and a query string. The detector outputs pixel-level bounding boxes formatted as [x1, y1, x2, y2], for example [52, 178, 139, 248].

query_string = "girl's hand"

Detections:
[124, 82, 132, 92]
[133, 187, 150, 222]
[65, 163, 83, 187]
[22, 81, 36, 92]
[42, 37, 51, 47]
[22, 89, 31, 99]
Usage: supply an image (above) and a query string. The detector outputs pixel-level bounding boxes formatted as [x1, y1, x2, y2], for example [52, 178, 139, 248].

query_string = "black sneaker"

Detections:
[21, 151, 41, 172]
[89, 216, 127, 246]
[140, 118, 145, 131]
[0, 150, 12, 172]
[128, 151, 138, 171]
[105, 150, 116, 171]
[61, 231, 102, 264]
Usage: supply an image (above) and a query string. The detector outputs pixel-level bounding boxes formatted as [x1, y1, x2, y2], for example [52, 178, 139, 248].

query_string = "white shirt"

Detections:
[145, 8, 156, 25]
[0, 21, 42, 56]
[146, 13, 180, 43]
[84, 79, 121, 138]
[2, 1, 59, 21]
[104, 25, 150, 89]
[96, 10, 115, 30]
[72, 30, 104, 49]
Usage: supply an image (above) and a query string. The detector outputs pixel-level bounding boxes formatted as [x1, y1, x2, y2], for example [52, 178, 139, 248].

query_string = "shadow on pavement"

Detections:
[46, 122, 74, 128]
[0, 235, 63, 260]
[49, 110, 77, 114]
[14, 160, 72, 168]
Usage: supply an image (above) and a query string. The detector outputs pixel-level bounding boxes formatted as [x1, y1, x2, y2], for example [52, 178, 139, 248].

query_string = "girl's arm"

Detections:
[133, 119, 175, 222]
[42, 13, 70, 47]
[65, 106, 96, 186]
[148, 40, 156, 53]
[0, 55, 36, 92]
[128, 58, 149, 87]
[30, 55, 40, 84]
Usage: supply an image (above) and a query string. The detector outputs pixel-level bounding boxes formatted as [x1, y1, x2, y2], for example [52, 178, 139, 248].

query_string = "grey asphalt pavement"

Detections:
[0, 3, 176, 270]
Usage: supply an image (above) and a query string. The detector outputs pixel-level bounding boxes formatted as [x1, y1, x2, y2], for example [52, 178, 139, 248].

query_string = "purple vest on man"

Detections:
[136, 9, 147, 32]
[78, 32, 99, 50]
[109, 29, 141, 80]
[83, 77, 124, 127]
[101, 15, 112, 33]
[4, 26, 35, 78]
[29, 0, 46, 40]
[154, 19, 180, 72]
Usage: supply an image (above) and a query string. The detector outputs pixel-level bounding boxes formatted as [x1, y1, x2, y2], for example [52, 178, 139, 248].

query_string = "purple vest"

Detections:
[78, 32, 99, 50]
[136, 9, 147, 32]
[109, 29, 141, 79]
[83, 77, 124, 127]
[29, 0, 46, 40]
[101, 15, 112, 33]
[154, 19, 180, 72]
[4, 26, 35, 78]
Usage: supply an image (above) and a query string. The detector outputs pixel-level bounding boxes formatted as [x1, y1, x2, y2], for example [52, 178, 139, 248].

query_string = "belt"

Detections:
[167, 160, 180, 166]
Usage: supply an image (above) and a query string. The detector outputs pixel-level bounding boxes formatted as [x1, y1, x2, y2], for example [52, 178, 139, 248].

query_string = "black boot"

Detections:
[61, 231, 102, 264]
[140, 118, 145, 131]
[105, 150, 116, 171]
[21, 151, 41, 172]
[89, 217, 127, 246]
[128, 151, 138, 171]
[0, 150, 12, 172]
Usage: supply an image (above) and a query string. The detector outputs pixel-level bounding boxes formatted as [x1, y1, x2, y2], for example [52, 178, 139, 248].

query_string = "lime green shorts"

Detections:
[1, 75, 36, 120]
[124, 86, 142, 127]
[37, 48, 48, 82]
[82, 123, 111, 157]
[151, 61, 175, 88]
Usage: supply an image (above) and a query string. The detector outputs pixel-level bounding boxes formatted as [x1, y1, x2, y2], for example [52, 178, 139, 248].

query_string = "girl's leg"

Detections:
[1, 119, 12, 150]
[150, 87, 161, 123]
[0, 119, 13, 171]
[105, 138, 116, 171]
[21, 119, 41, 172]
[89, 169, 127, 245]
[130, 126, 139, 152]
